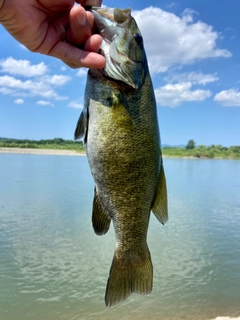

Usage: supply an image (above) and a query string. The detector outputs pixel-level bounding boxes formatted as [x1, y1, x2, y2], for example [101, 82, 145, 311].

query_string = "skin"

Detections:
[0, 0, 106, 68]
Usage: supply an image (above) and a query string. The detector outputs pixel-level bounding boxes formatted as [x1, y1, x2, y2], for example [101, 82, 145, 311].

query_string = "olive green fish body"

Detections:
[75, 7, 168, 307]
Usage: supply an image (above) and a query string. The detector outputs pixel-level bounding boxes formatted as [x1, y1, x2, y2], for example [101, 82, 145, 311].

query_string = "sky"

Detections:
[0, 0, 240, 147]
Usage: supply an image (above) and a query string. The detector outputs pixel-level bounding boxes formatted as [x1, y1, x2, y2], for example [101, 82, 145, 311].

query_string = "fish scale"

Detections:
[75, 7, 168, 307]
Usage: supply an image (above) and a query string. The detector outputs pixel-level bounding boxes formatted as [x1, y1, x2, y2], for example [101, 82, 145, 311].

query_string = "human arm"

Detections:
[0, 0, 106, 68]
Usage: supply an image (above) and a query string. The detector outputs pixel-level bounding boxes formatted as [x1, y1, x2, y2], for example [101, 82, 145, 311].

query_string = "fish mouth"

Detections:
[90, 7, 146, 89]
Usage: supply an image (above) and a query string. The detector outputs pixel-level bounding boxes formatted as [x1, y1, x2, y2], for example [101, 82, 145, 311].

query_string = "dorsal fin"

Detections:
[74, 108, 88, 144]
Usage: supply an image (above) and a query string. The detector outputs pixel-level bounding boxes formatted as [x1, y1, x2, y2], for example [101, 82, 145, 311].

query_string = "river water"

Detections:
[0, 154, 239, 320]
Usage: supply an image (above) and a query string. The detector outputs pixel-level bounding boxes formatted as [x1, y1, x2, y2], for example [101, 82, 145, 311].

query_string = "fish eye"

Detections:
[134, 33, 143, 45]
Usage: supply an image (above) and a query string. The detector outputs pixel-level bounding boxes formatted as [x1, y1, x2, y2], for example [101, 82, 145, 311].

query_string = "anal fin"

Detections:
[151, 161, 168, 224]
[92, 187, 111, 235]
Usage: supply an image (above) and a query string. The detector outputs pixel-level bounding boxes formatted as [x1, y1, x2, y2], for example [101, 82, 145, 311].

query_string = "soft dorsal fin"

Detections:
[92, 187, 111, 235]
[151, 161, 168, 225]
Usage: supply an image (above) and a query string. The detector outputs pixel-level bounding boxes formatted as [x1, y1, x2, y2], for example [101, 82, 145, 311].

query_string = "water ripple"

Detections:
[0, 155, 240, 319]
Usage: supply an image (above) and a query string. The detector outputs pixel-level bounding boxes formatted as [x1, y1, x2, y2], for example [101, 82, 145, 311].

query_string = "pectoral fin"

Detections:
[151, 161, 168, 224]
[74, 108, 88, 144]
[92, 187, 111, 235]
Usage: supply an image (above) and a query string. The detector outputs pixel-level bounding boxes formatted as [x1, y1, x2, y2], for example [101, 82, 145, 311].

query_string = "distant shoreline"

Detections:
[0, 147, 85, 156]
[0, 147, 238, 160]
[1, 139, 239, 159]
[0, 147, 190, 158]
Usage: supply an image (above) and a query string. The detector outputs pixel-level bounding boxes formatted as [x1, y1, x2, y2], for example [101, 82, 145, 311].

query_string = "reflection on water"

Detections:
[0, 154, 240, 319]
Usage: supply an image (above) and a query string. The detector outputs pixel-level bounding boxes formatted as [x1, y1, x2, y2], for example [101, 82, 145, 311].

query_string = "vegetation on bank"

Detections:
[0, 138, 240, 159]
[162, 140, 240, 160]
[0, 138, 85, 153]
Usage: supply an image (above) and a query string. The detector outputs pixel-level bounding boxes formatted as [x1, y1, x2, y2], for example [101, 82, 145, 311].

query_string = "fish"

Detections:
[74, 7, 168, 307]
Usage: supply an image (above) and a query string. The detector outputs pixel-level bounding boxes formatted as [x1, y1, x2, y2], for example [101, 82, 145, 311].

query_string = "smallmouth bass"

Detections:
[75, 7, 168, 307]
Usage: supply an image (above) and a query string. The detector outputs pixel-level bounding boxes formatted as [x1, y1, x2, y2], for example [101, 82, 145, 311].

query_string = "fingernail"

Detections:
[77, 12, 87, 26]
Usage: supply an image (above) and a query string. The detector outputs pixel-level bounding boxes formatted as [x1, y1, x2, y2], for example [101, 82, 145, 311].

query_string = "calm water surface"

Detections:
[0, 154, 240, 320]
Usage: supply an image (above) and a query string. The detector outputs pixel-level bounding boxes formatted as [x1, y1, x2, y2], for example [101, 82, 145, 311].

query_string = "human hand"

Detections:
[0, 0, 106, 69]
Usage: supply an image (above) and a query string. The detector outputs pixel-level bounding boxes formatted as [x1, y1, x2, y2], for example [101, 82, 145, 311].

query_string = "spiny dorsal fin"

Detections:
[92, 187, 111, 235]
[151, 161, 168, 224]
[74, 111, 84, 140]
[74, 108, 88, 144]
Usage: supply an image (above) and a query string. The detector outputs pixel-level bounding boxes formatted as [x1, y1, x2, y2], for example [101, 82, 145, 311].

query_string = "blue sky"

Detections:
[0, 0, 240, 147]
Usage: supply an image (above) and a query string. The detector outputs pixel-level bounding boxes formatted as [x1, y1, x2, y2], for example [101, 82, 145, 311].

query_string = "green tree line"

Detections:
[1, 138, 240, 159]
[0, 138, 84, 152]
[162, 140, 240, 159]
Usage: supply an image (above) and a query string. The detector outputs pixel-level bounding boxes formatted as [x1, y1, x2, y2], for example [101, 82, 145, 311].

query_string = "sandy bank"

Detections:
[0, 147, 85, 156]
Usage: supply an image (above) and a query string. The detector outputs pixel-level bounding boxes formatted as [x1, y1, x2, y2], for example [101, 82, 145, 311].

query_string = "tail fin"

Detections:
[105, 247, 153, 307]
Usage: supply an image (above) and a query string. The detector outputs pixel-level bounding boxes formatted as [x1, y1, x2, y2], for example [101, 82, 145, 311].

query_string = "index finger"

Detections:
[76, 0, 102, 7]
[66, 6, 93, 46]
[48, 40, 106, 69]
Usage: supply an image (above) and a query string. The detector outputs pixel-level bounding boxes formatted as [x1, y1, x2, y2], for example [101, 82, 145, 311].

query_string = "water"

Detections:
[0, 154, 240, 320]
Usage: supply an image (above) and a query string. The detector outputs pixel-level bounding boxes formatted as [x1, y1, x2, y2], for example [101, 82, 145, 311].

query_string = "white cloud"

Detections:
[0, 87, 17, 95]
[166, 2, 176, 9]
[0, 58, 71, 100]
[0, 75, 68, 100]
[214, 89, 240, 107]
[42, 74, 71, 86]
[155, 82, 211, 107]
[164, 71, 219, 85]
[19, 44, 27, 50]
[181, 8, 199, 22]
[37, 100, 52, 106]
[76, 69, 87, 77]
[68, 101, 84, 109]
[14, 98, 24, 104]
[132, 7, 231, 73]
[0, 57, 48, 77]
